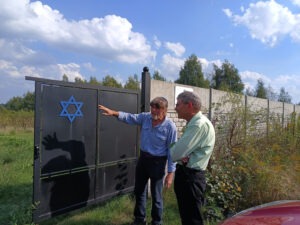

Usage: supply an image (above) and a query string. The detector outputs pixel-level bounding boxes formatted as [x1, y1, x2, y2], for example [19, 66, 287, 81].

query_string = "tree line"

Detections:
[1, 53, 297, 111]
[175, 54, 293, 104]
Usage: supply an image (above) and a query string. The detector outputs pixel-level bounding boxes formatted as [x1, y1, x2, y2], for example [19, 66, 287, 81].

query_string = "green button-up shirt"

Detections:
[170, 111, 215, 170]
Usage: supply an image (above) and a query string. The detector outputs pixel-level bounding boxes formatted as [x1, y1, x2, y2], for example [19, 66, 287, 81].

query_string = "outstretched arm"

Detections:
[98, 105, 119, 117]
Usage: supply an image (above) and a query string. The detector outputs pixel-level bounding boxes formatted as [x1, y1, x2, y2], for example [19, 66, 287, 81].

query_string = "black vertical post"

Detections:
[141, 66, 151, 112]
[141, 66, 151, 197]
[32, 81, 41, 222]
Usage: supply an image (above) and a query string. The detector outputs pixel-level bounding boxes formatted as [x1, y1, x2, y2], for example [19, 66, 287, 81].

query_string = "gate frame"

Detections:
[25, 74, 150, 223]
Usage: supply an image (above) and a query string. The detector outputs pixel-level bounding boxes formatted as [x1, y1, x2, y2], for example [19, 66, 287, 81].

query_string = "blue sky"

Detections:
[1, 0, 300, 104]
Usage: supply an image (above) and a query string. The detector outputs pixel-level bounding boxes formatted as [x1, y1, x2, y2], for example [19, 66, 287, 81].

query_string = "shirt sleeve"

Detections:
[166, 122, 177, 172]
[118, 111, 144, 125]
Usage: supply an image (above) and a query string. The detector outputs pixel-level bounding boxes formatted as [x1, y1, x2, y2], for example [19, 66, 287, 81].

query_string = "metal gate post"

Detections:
[141, 66, 151, 112]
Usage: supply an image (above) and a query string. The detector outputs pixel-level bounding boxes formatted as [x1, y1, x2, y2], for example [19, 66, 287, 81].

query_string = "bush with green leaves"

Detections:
[204, 92, 300, 221]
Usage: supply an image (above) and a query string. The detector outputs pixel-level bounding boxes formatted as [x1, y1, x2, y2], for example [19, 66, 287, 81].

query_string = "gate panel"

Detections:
[95, 90, 139, 199]
[37, 84, 97, 220]
[95, 161, 136, 198]
[41, 85, 97, 174]
[98, 90, 139, 163]
[39, 170, 95, 217]
[26, 77, 140, 223]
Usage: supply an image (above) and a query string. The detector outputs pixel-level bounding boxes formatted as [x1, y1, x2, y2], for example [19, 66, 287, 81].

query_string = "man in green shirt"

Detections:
[170, 91, 215, 225]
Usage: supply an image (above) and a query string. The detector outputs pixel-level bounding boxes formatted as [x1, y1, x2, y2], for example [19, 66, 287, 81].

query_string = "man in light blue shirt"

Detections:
[170, 91, 215, 225]
[99, 97, 177, 225]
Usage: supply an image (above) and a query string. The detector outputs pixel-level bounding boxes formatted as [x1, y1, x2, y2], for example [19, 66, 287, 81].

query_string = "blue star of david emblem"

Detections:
[59, 96, 83, 123]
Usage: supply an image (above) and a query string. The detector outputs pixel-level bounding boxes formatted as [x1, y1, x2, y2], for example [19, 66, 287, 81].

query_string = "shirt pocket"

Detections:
[142, 121, 151, 131]
[154, 129, 168, 148]
[155, 132, 167, 141]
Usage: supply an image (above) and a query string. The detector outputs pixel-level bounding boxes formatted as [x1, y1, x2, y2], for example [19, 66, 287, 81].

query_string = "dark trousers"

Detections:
[174, 164, 206, 225]
[133, 151, 167, 225]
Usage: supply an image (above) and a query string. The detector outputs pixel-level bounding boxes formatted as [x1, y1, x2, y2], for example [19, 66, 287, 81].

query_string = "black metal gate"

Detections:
[26, 77, 141, 223]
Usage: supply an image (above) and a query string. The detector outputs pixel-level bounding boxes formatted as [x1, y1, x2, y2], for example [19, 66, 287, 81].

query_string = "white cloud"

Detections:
[270, 74, 300, 103]
[0, 0, 156, 64]
[291, 0, 300, 7]
[223, 8, 233, 18]
[57, 63, 84, 81]
[240, 70, 267, 81]
[159, 55, 223, 82]
[82, 62, 96, 72]
[198, 58, 222, 76]
[164, 42, 185, 57]
[160, 54, 184, 80]
[153, 36, 162, 49]
[0, 0, 157, 103]
[0, 60, 21, 77]
[240, 70, 300, 103]
[224, 0, 300, 46]
[240, 70, 267, 90]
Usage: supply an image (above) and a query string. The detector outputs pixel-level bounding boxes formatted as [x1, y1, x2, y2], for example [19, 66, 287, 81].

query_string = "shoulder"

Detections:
[137, 112, 151, 119]
[164, 117, 177, 130]
[190, 113, 214, 129]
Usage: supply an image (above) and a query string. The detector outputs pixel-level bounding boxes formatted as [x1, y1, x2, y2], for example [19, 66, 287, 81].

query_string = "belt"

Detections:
[176, 163, 204, 173]
[140, 150, 167, 159]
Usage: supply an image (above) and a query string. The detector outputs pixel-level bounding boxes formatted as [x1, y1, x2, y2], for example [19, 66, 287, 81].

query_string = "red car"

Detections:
[218, 200, 300, 225]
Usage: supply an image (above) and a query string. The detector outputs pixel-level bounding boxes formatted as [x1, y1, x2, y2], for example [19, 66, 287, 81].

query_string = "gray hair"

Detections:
[150, 97, 168, 109]
[177, 91, 201, 111]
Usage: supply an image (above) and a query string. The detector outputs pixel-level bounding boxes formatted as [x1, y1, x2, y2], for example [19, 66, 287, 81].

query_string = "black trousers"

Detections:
[174, 164, 206, 225]
[133, 151, 167, 225]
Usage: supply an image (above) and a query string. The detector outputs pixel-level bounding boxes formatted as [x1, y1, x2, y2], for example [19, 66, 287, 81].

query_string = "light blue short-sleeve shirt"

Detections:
[118, 112, 177, 172]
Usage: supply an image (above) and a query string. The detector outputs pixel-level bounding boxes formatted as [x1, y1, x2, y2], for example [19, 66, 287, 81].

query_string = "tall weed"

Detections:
[207, 93, 300, 217]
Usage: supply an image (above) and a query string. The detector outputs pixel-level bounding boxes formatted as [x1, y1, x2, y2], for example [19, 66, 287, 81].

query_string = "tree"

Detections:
[175, 54, 210, 88]
[124, 74, 140, 90]
[254, 79, 267, 99]
[152, 70, 166, 81]
[211, 60, 244, 94]
[22, 91, 35, 111]
[102, 75, 122, 88]
[278, 87, 292, 103]
[5, 91, 35, 111]
[74, 77, 86, 83]
[266, 85, 277, 101]
[88, 76, 101, 85]
[62, 74, 69, 82]
[245, 87, 255, 97]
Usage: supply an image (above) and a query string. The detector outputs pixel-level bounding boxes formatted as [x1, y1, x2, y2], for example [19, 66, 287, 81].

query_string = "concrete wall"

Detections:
[150, 79, 300, 137]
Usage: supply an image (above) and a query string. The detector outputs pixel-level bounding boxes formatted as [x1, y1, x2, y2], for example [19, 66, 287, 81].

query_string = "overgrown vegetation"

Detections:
[205, 93, 300, 221]
[0, 107, 34, 130]
[0, 94, 299, 224]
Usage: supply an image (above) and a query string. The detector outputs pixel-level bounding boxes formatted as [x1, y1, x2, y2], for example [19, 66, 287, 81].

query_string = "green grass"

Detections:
[0, 130, 219, 225]
[2, 128, 298, 225]
[40, 191, 183, 225]
[0, 130, 33, 225]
